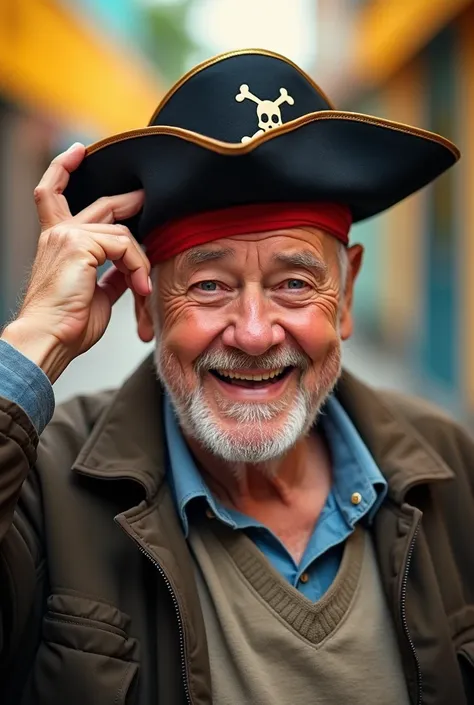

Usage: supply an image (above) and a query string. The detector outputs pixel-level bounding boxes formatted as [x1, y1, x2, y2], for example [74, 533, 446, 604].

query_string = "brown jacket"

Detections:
[0, 356, 474, 705]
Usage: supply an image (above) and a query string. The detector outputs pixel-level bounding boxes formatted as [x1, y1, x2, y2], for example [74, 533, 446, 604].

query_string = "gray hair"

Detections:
[337, 242, 349, 294]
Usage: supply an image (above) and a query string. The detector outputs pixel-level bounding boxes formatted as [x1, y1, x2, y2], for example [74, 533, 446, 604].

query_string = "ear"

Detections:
[133, 290, 155, 343]
[339, 244, 364, 341]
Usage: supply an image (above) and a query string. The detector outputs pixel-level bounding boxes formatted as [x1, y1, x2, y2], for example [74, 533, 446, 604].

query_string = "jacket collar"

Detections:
[335, 370, 454, 502]
[73, 356, 454, 503]
[73, 355, 167, 500]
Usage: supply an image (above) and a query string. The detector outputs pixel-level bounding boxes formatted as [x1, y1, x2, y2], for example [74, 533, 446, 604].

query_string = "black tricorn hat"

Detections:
[65, 49, 460, 242]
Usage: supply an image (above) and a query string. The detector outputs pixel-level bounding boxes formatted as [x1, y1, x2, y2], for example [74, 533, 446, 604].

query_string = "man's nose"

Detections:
[221, 289, 285, 355]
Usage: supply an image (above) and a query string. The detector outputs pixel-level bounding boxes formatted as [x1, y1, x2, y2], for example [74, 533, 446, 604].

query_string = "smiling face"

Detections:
[135, 228, 362, 464]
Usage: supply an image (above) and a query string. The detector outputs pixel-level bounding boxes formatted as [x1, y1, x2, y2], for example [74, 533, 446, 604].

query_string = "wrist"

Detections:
[1, 320, 72, 383]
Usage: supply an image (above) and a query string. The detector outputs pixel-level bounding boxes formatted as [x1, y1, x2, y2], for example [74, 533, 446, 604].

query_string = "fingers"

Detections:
[90, 230, 151, 297]
[80, 223, 150, 295]
[73, 190, 144, 225]
[34, 142, 148, 307]
[97, 264, 149, 307]
[34, 143, 86, 229]
[35, 142, 143, 233]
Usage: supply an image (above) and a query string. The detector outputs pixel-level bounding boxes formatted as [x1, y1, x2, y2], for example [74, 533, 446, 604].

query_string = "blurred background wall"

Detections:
[316, 0, 474, 423]
[0, 0, 472, 426]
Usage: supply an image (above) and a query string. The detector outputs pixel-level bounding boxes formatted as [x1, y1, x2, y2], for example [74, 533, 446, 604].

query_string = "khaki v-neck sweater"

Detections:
[189, 518, 410, 705]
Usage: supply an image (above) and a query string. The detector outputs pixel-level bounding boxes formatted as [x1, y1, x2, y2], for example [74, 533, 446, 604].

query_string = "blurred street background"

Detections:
[0, 0, 473, 425]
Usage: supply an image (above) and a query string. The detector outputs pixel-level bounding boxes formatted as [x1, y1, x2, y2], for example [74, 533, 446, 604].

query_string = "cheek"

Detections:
[160, 304, 227, 371]
[283, 302, 340, 364]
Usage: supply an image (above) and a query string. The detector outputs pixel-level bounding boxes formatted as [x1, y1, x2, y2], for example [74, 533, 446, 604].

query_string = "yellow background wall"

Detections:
[0, 0, 161, 136]
[353, 0, 472, 86]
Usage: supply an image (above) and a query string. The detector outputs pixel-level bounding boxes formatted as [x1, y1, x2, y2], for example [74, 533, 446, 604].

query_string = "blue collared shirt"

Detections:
[164, 393, 387, 601]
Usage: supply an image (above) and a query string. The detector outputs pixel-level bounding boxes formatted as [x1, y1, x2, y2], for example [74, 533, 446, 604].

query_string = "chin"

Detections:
[182, 387, 320, 464]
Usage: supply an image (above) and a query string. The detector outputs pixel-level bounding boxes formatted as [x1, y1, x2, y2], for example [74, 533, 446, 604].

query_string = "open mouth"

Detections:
[209, 366, 294, 389]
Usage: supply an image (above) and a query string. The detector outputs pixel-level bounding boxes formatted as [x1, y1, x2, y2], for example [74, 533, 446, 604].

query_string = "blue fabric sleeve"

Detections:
[0, 339, 55, 434]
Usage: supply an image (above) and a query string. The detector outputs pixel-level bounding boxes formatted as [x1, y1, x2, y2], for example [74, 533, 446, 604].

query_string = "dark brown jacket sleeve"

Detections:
[0, 397, 41, 668]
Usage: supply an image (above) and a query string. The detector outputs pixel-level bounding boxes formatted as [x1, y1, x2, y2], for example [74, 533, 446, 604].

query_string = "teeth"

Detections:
[214, 367, 285, 381]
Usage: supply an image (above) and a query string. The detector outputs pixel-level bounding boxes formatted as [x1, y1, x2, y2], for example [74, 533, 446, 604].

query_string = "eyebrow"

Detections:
[183, 247, 235, 267]
[273, 251, 328, 277]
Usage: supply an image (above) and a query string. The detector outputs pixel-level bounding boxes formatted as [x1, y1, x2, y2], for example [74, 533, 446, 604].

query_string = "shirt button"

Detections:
[205, 508, 215, 519]
[351, 492, 362, 506]
[299, 572, 310, 584]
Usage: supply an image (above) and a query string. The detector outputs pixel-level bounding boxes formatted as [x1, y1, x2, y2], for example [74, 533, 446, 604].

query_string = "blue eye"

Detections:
[286, 279, 305, 289]
[197, 281, 218, 291]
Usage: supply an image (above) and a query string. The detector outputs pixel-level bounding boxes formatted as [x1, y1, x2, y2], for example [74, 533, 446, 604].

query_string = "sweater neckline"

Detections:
[208, 519, 365, 645]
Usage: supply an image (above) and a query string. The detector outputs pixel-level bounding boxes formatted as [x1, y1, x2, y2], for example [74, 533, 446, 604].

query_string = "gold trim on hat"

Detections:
[148, 48, 337, 125]
[86, 110, 460, 160]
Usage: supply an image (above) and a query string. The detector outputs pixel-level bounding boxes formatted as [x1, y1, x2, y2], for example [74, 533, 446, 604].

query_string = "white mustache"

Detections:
[194, 348, 310, 374]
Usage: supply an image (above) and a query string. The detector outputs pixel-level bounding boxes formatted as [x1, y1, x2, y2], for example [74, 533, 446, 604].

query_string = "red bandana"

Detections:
[143, 202, 352, 264]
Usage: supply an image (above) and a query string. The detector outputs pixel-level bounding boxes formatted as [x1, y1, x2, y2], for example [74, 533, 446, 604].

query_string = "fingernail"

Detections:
[67, 142, 84, 152]
[148, 276, 152, 293]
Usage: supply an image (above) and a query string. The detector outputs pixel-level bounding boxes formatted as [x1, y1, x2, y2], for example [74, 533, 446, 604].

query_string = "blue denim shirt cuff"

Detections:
[0, 339, 55, 434]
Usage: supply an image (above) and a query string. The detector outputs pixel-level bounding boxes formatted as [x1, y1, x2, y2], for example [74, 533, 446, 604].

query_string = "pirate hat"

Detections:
[64, 49, 460, 242]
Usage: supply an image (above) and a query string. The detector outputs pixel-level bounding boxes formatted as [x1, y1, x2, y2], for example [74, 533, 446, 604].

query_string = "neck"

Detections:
[185, 430, 332, 515]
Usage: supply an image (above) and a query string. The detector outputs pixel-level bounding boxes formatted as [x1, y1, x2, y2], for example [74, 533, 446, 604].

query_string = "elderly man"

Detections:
[0, 50, 473, 705]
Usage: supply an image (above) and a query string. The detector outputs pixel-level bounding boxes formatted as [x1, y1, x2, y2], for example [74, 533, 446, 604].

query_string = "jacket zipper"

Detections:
[115, 520, 192, 705]
[400, 518, 422, 705]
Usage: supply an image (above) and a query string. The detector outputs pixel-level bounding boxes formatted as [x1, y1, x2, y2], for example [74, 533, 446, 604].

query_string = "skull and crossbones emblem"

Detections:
[235, 84, 295, 143]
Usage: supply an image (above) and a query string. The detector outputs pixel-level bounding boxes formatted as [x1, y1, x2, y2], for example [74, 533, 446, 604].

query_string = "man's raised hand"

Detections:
[1, 143, 150, 382]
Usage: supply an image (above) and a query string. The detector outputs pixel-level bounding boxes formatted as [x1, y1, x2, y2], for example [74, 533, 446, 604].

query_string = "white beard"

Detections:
[154, 342, 341, 466]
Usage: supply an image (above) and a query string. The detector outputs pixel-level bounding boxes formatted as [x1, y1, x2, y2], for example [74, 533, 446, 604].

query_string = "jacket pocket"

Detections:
[458, 641, 474, 704]
[29, 593, 140, 705]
